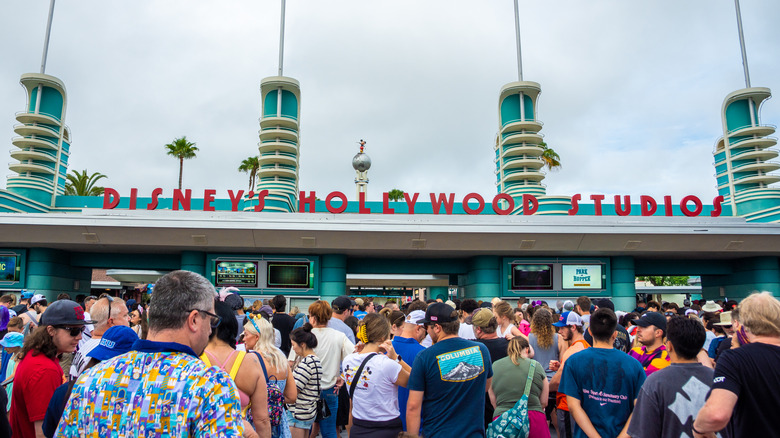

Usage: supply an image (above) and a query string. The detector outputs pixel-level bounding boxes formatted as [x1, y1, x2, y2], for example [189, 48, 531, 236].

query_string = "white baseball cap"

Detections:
[405, 310, 426, 325]
[30, 294, 46, 305]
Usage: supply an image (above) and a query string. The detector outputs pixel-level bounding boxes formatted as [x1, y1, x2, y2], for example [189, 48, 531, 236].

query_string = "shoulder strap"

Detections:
[348, 353, 377, 399]
[252, 351, 269, 382]
[228, 351, 246, 381]
[200, 353, 212, 367]
[523, 360, 536, 398]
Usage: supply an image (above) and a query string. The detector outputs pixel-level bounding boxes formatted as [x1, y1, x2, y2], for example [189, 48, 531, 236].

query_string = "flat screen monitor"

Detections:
[267, 262, 310, 289]
[0, 255, 19, 282]
[511, 264, 553, 290]
[215, 261, 259, 287]
[562, 264, 604, 290]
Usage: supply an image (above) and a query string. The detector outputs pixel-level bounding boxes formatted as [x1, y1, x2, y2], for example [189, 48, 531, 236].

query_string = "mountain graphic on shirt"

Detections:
[442, 361, 483, 381]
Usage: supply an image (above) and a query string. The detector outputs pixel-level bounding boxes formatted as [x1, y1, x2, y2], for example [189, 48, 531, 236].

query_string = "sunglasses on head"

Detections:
[55, 326, 85, 337]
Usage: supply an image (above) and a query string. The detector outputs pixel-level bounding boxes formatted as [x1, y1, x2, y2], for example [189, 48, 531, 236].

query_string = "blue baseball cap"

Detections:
[21, 291, 33, 300]
[87, 325, 138, 361]
[553, 311, 583, 327]
[0, 332, 24, 348]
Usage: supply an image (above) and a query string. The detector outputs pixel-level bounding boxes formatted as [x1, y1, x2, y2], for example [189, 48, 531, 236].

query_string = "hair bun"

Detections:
[302, 322, 313, 332]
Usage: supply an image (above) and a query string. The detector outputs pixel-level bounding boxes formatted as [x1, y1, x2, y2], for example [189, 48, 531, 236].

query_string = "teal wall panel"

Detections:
[181, 251, 206, 276]
[500, 95, 521, 124]
[320, 254, 346, 301]
[263, 91, 278, 117]
[39, 87, 63, 120]
[523, 94, 534, 120]
[725, 100, 752, 132]
[281, 90, 297, 119]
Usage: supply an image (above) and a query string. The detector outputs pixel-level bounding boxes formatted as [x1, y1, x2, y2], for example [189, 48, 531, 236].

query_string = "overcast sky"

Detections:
[1, 0, 779, 204]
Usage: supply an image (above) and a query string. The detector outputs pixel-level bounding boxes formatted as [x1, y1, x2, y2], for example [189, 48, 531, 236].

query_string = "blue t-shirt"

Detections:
[354, 310, 367, 321]
[407, 337, 493, 438]
[559, 347, 646, 438]
[392, 336, 426, 430]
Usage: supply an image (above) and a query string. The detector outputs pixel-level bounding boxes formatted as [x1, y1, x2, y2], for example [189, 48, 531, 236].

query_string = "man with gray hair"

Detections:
[69, 295, 129, 379]
[56, 270, 262, 438]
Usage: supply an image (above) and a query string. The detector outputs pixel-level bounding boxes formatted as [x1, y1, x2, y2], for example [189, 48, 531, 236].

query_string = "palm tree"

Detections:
[388, 189, 405, 201]
[238, 156, 260, 191]
[164, 136, 199, 190]
[64, 169, 107, 196]
[539, 141, 562, 171]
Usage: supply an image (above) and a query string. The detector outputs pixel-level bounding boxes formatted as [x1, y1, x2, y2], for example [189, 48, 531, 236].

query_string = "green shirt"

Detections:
[491, 356, 546, 417]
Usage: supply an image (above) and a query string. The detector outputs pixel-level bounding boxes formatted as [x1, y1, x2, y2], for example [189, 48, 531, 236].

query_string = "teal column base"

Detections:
[181, 251, 206, 276]
[25, 248, 91, 300]
[466, 256, 500, 302]
[320, 254, 347, 303]
[611, 256, 636, 312]
[701, 257, 780, 301]
[430, 286, 449, 302]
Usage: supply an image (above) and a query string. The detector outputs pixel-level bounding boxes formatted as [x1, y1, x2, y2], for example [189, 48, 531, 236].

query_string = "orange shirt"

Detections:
[556, 339, 591, 411]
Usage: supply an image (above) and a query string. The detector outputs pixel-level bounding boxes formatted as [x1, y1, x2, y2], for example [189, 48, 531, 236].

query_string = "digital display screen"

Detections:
[0, 255, 19, 282]
[562, 265, 604, 290]
[267, 263, 310, 288]
[511, 264, 553, 290]
[215, 261, 258, 287]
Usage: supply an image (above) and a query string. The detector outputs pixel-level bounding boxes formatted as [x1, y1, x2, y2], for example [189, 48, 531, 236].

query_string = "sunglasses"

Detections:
[192, 309, 222, 328]
[100, 294, 115, 321]
[55, 326, 85, 337]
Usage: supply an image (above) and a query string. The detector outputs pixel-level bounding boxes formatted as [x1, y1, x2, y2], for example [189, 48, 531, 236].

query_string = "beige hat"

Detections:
[714, 311, 733, 326]
[354, 298, 364, 306]
[701, 301, 722, 313]
[471, 308, 495, 328]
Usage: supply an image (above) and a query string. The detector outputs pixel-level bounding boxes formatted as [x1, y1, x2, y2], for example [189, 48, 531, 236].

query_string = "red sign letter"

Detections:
[228, 190, 244, 211]
[254, 190, 269, 212]
[404, 192, 419, 215]
[430, 193, 455, 215]
[203, 189, 216, 212]
[382, 192, 394, 214]
[172, 189, 192, 211]
[129, 188, 137, 210]
[492, 194, 514, 215]
[664, 196, 673, 216]
[680, 195, 703, 217]
[462, 193, 485, 215]
[614, 195, 631, 216]
[568, 194, 581, 215]
[522, 194, 538, 215]
[640, 195, 657, 216]
[590, 194, 605, 216]
[299, 191, 316, 213]
[103, 188, 120, 209]
[325, 192, 348, 214]
[147, 188, 163, 210]
[359, 192, 371, 214]
[711, 196, 724, 217]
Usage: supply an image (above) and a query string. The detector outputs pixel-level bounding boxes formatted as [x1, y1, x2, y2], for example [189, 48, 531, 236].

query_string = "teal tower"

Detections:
[2, 73, 70, 212]
[495, 82, 570, 215]
[256, 76, 301, 212]
[713, 88, 780, 222]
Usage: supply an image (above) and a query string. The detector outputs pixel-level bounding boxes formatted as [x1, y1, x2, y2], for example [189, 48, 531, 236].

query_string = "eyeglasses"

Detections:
[192, 309, 222, 328]
[55, 326, 85, 337]
[100, 294, 114, 321]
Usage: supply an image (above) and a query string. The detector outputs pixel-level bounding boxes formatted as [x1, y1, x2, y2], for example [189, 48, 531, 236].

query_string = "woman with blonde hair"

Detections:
[341, 313, 410, 437]
[494, 301, 526, 340]
[489, 337, 550, 438]
[243, 314, 297, 438]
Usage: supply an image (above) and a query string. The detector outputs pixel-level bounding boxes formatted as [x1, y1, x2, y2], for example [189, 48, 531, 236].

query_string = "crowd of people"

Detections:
[0, 275, 778, 438]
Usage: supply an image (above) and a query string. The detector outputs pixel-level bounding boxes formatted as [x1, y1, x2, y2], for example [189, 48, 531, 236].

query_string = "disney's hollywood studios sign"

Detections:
[102, 188, 725, 217]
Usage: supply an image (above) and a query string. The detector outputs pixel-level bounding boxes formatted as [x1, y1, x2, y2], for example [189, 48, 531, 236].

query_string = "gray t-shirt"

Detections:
[627, 363, 716, 438]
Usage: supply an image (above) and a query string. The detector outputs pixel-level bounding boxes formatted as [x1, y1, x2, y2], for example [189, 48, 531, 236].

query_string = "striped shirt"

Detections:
[629, 345, 671, 376]
[288, 354, 322, 421]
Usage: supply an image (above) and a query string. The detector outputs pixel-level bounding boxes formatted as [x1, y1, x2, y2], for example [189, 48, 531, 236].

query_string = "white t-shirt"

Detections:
[289, 327, 354, 389]
[83, 311, 94, 334]
[421, 334, 433, 348]
[341, 352, 402, 422]
[496, 323, 517, 338]
[70, 337, 101, 379]
[459, 323, 476, 340]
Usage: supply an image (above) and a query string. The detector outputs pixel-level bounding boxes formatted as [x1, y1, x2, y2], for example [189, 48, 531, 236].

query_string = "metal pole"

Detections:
[513, 0, 523, 81]
[40, 0, 56, 74]
[278, 0, 286, 76]
[734, 0, 751, 88]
